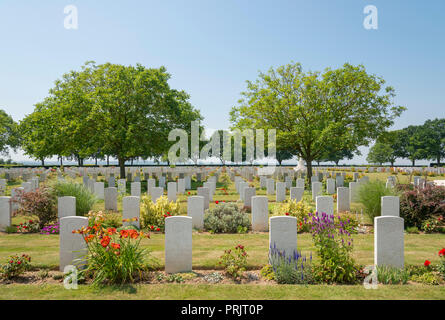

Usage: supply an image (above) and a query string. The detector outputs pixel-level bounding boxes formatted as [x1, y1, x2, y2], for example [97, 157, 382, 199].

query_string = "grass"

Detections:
[1, 170, 444, 299]
[0, 283, 444, 300]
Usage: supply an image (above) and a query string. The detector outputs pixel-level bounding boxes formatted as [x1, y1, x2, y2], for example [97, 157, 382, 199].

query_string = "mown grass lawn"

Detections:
[1, 170, 444, 299]
[1, 283, 445, 300]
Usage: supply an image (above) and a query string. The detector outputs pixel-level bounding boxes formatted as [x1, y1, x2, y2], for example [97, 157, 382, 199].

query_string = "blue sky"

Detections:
[0, 0, 444, 164]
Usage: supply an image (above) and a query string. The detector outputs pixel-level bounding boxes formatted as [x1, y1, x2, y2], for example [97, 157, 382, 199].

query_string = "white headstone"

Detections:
[122, 196, 140, 228]
[269, 216, 297, 259]
[290, 187, 304, 202]
[187, 196, 204, 229]
[0, 196, 12, 231]
[252, 196, 268, 232]
[374, 216, 404, 268]
[58, 196, 76, 218]
[104, 187, 118, 211]
[337, 187, 350, 212]
[381, 196, 399, 217]
[165, 216, 193, 274]
[316, 196, 334, 215]
[59, 216, 88, 271]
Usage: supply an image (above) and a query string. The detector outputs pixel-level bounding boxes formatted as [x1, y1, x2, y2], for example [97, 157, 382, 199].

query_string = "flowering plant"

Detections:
[269, 244, 313, 284]
[308, 212, 358, 284]
[438, 248, 445, 278]
[218, 244, 248, 280]
[16, 220, 40, 233]
[40, 222, 60, 235]
[0, 254, 32, 279]
[140, 195, 179, 232]
[73, 218, 155, 285]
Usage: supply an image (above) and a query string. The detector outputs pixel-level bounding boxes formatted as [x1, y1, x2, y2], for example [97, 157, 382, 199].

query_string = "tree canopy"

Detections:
[230, 62, 405, 181]
[20, 62, 202, 176]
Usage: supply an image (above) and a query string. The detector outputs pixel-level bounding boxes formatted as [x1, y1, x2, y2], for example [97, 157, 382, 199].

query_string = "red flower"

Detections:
[101, 236, 111, 247]
[215, 201, 219, 204]
[285, 212, 289, 216]
[439, 248, 445, 257]
[188, 192, 190, 195]
[424, 260, 431, 267]
[111, 243, 120, 250]
[156, 228, 160, 231]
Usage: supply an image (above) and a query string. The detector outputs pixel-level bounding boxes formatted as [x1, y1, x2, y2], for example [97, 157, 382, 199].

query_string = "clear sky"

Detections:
[0, 0, 444, 164]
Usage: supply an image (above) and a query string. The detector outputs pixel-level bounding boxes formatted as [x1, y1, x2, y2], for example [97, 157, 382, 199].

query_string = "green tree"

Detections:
[367, 141, 395, 165]
[230, 62, 405, 183]
[419, 118, 445, 166]
[0, 109, 20, 157]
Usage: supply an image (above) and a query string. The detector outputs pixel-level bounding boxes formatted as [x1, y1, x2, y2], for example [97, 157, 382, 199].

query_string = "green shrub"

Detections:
[87, 210, 122, 229]
[400, 185, 445, 228]
[406, 226, 420, 234]
[358, 180, 396, 220]
[140, 196, 180, 231]
[15, 188, 57, 229]
[260, 265, 275, 281]
[376, 265, 409, 284]
[410, 272, 440, 285]
[204, 203, 250, 233]
[51, 181, 97, 216]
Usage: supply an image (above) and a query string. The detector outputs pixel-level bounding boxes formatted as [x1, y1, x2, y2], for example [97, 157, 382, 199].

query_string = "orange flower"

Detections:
[129, 229, 139, 239]
[120, 230, 129, 239]
[84, 234, 95, 243]
[107, 227, 117, 235]
[100, 236, 111, 247]
[111, 242, 120, 250]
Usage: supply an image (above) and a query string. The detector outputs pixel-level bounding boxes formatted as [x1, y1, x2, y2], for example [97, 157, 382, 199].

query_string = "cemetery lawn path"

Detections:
[0, 233, 444, 269]
[0, 283, 444, 300]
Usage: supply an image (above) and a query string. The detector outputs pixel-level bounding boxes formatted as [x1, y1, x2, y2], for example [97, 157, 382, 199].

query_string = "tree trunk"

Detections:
[59, 156, 63, 166]
[438, 155, 441, 166]
[335, 160, 339, 166]
[306, 159, 313, 186]
[390, 160, 394, 167]
[412, 159, 415, 166]
[41, 158, 45, 166]
[107, 155, 110, 166]
[119, 158, 126, 179]
[95, 156, 98, 166]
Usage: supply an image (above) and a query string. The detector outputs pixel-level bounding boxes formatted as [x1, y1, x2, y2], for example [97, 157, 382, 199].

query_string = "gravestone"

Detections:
[296, 178, 305, 189]
[0, 197, 11, 231]
[59, 216, 88, 271]
[316, 196, 334, 215]
[269, 216, 297, 259]
[374, 216, 404, 268]
[159, 176, 166, 188]
[118, 179, 126, 195]
[251, 196, 268, 232]
[0, 179, 6, 196]
[167, 182, 177, 202]
[276, 182, 286, 202]
[197, 187, 210, 210]
[131, 182, 141, 197]
[122, 196, 140, 228]
[326, 178, 335, 194]
[336, 176, 344, 188]
[147, 178, 156, 195]
[337, 187, 350, 212]
[260, 176, 267, 189]
[104, 187, 118, 211]
[266, 179, 275, 195]
[151, 187, 164, 203]
[58, 196, 76, 218]
[381, 196, 399, 217]
[94, 182, 104, 200]
[177, 179, 185, 194]
[311, 182, 322, 201]
[165, 216, 193, 274]
[290, 187, 304, 202]
[108, 176, 115, 188]
[243, 187, 256, 207]
[349, 181, 359, 202]
[187, 196, 204, 229]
